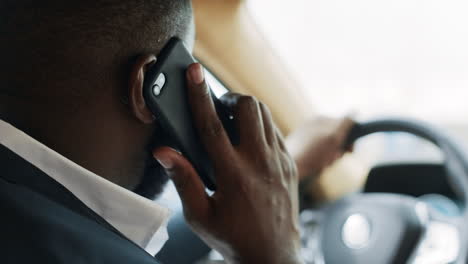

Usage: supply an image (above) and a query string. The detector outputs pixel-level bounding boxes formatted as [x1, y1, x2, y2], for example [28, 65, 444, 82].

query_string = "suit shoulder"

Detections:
[0, 178, 159, 264]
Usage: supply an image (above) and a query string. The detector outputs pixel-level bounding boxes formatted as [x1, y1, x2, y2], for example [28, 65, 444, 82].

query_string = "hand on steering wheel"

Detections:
[286, 116, 355, 181]
[303, 119, 468, 264]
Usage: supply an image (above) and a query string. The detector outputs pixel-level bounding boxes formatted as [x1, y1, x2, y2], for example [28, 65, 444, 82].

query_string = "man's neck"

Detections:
[0, 107, 140, 190]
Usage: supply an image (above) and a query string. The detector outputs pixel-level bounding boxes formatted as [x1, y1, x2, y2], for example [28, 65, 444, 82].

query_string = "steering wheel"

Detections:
[308, 119, 468, 264]
[157, 118, 468, 264]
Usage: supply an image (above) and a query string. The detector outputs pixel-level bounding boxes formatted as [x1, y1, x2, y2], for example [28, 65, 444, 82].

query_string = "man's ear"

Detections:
[128, 54, 157, 124]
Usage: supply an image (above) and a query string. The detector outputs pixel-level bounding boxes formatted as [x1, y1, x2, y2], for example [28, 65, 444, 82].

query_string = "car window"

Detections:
[248, 0, 468, 122]
[248, 0, 468, 163]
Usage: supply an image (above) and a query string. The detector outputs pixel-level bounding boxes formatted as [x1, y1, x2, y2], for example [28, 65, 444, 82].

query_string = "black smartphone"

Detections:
[143, 37, 237, 190]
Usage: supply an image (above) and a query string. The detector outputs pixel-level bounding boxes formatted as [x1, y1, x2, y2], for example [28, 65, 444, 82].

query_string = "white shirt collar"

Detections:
[0, 119, 171, 256]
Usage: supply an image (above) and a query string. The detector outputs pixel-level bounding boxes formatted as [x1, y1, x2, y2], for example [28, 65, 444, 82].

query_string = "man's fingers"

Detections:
[275, 126, 287, 151]
[186, 63, 233, 163]
[338, 117, 355, 136]
[234, 96, 266, 147]
[219, 94, 277, 148]
[259, 103, 276, 145]
[336, 117, 356, 151]
[153, 147, 210, 220]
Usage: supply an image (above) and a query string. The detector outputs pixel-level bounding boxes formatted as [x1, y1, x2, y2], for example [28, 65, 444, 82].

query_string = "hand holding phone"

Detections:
[152, 63, 303, 264]
[143, 38, 237, 190]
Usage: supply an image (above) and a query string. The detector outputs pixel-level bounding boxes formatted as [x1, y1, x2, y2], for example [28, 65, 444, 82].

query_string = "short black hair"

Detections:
[0, 0, 192, 100]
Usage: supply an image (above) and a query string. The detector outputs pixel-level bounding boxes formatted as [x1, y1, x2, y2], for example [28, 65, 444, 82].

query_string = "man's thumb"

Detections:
[153, 147, 210, 218]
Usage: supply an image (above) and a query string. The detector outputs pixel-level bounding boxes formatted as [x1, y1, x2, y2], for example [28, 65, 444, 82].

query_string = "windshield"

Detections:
[248, 0, 468, 142]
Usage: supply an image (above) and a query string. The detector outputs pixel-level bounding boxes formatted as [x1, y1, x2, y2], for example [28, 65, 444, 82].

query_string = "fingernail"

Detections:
[154, 155, 173, 169]
[189, 63, 205, 85]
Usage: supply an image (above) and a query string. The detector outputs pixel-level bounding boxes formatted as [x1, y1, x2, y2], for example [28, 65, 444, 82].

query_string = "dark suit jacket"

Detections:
[0, 145, 160, 263]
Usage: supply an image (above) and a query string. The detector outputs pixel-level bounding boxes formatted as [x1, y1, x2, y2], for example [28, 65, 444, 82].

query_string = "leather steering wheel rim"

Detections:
[316, 118, 468, 264]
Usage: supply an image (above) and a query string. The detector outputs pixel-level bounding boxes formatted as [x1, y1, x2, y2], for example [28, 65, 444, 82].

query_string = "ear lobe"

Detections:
[128, 54, 157, 124]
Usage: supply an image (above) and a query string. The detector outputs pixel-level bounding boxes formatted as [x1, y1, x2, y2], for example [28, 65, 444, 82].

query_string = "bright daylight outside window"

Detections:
[248, 0, 468, 163]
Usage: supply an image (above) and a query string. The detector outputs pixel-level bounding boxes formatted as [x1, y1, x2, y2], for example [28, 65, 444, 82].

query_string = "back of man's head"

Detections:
[0, 0, 192, 104]
[0, 0, 194, 196]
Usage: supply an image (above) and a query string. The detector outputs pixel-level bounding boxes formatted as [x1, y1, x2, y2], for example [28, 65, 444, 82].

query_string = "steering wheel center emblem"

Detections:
[342, 214, 372, 250]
